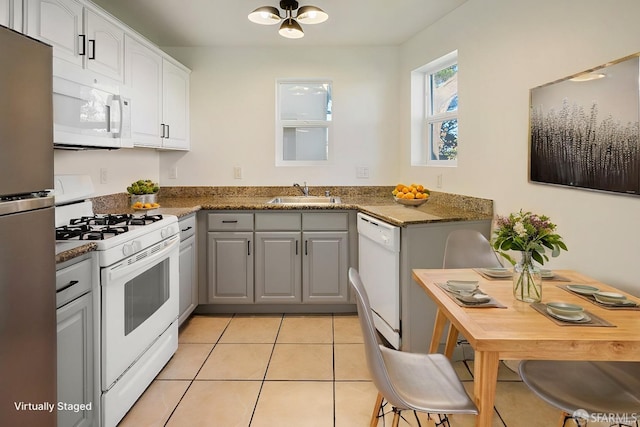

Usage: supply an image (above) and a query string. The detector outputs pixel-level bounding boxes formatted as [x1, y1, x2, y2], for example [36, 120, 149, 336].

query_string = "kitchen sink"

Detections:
[267, 196, 342, 205]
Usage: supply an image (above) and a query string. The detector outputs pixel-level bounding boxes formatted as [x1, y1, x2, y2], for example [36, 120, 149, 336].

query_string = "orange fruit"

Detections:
[395, 184, 404, 191]
[404, 192, 415, 199]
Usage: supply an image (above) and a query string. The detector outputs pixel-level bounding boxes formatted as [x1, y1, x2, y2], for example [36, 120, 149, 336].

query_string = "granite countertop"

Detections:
[57, 186, 493, 263]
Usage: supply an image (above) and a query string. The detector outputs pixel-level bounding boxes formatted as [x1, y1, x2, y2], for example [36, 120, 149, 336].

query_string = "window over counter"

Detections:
[276, 79, 332, 166]
[411, 51, 458, 167]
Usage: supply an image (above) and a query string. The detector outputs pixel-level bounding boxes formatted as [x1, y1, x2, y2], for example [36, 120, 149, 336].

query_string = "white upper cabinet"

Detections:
[124, 35, 163, 146]
[161, 59, 190, 150]
[25, 0, 124, 82]
[84, 8, 124, 81]
[25, 0, 83, 66]
[0, 0, 23, 30]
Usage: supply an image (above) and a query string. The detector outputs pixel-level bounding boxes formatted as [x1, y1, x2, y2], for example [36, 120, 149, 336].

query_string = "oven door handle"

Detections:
[107, 235, 179, 282]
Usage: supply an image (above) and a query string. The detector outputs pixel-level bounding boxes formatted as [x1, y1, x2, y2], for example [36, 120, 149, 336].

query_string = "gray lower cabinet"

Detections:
[302, 231, 349, 303]
[207, 231, 254, 303]
[56, 255, 96, 427]
[178, 214, 197, 325]
[255, 231, 301, 303]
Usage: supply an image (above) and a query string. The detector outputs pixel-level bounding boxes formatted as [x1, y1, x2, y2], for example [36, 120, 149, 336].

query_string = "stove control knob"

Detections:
[123, 243, 135, 257]
[161, 225, 175, 239]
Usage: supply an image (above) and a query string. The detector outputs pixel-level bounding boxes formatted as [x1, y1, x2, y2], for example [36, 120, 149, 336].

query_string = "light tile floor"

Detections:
[117, 314, 608, 427]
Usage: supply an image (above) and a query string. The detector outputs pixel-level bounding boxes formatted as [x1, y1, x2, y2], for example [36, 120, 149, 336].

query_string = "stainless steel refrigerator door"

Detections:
[0, 207, 56, 426]
[0, 26, 53, 196]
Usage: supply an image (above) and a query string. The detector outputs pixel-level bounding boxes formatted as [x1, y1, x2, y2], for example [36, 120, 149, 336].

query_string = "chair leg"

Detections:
[370, 392, 384, 427]
[392, 409, 401, 427]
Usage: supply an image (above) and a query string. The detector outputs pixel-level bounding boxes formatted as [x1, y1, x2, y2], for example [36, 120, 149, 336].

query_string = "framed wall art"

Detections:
[529, 54, 640, 196]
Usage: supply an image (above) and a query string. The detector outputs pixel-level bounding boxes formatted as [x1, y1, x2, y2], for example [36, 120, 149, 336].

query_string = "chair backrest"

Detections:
[442, 229, 502, 269]
[348, 267, 410, 409]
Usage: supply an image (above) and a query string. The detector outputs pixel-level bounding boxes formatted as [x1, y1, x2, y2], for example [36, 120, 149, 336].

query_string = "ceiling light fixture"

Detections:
[248, 0, 328, 39]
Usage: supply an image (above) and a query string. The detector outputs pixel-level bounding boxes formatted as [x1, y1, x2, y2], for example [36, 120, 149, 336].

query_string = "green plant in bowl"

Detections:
[127, 179, 159, 195]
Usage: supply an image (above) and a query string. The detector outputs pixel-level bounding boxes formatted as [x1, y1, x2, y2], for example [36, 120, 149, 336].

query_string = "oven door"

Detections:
[101, 235, 179, 389]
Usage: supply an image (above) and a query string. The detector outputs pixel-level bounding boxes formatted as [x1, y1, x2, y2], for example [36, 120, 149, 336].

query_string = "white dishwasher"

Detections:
[357, 213, 401, 349]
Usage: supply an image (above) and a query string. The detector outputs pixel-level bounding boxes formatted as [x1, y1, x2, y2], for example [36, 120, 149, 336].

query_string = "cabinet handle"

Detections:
[305, 240, 308, 255]
[78, 35, 86, 56]
[58, 280, 79, 293]
[221, 220, 238, 223]
[161, 124, 165, 138]
[88, 39, 96, 60]
[295, 240, 298, 255]
[247, 240, 251, 256]
[166, 124, 170, 139]
[181, 226, 193, 232]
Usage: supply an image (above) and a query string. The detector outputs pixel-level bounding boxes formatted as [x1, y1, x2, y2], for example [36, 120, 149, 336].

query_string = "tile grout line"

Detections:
[163, 313, 237, 427]
[247, 313, 285, 427]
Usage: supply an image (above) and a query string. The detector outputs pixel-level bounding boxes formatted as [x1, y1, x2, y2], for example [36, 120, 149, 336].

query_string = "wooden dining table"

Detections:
[412, 268, 640, 427]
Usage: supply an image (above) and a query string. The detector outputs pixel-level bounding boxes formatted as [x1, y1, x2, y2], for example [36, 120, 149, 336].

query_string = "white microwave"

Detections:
[53, 76, 131, 149]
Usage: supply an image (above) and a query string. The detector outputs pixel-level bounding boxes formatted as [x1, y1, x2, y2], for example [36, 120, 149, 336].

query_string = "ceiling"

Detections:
[90, 0, 468, 47]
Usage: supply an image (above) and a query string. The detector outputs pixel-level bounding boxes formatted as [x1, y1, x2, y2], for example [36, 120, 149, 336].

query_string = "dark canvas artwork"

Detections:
[529, 55, 640, 196]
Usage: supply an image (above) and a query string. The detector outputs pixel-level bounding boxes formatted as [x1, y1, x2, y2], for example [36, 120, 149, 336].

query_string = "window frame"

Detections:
[411, 51, 458, 167]
[275, 79, 333, 166]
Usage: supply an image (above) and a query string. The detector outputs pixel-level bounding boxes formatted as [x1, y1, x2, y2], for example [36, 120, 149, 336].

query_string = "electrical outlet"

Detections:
[356, 166, 369, 179]
[100, 168, 108, 184]
[169, 167, 178, 179]
[437, 174, 443, 188]
[233, 166, 243, 179]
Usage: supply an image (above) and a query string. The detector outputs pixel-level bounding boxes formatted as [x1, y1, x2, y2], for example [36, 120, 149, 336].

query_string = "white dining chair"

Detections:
[519, 360, 640, 427]
[348, 268, 478, 427]
[442, 229, 502, 269]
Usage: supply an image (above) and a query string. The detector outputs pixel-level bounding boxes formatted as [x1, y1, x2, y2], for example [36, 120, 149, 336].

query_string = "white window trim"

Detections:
[411, 50, 458, 167]
[275, 78, 333, 167]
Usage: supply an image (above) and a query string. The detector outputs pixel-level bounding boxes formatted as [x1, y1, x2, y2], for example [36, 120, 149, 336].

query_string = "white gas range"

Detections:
[55, 175, 179, 427]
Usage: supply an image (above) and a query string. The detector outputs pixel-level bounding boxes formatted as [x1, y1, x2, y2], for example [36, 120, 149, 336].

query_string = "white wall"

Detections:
[159, 46, 400, 186]
[399, 0, 640, 291]
[54, 148, 159, 197]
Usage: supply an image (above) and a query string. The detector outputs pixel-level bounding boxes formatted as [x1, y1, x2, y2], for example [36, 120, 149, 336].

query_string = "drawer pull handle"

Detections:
[88, 39, 96, 60]
[78, 35, 86, 55]
[181, 226, 193, 232]
[58, 280, 79, 293]
[222, 220, 238, 223]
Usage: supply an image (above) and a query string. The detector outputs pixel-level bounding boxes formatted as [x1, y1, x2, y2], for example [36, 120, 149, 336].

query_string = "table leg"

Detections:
[429, 308, 449, 354]
[444, 323, 459, 359]
[473, 351, 500, 427]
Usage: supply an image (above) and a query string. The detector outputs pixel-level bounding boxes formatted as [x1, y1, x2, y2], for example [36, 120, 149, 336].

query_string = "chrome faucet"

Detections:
[293, 182, 309, 196]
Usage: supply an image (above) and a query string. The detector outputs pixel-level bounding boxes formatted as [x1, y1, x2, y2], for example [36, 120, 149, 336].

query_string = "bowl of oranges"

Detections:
[392, 183, 430, 206]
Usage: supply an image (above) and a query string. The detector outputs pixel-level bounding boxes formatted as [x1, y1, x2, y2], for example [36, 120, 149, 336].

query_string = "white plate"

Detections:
[546, 308, 590, 323]
[480, 268, 512, 278]
[446, 280, 479, 293]
[540, 269, 555, 279]
[593, 295, 635, 306]
[567, 284, 600, 295]
[546, 302, 584, 317]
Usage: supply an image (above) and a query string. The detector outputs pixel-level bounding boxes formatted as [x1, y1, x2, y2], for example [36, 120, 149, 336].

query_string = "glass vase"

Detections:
[513, 252, 542, 302]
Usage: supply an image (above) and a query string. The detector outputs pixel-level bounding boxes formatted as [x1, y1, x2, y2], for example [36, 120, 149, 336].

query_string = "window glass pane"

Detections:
[283, 127, 328, 161]
[428, 119, 458, 161]
[279, 83, 332, 121]
[429, 64, 458, 114]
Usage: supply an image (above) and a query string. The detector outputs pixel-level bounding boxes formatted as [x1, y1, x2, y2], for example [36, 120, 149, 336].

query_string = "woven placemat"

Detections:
[531, 302, 615, 327]
[557, 285, 640, 311]
[473, 268, 571, 282]
[437, 284, 507, 308]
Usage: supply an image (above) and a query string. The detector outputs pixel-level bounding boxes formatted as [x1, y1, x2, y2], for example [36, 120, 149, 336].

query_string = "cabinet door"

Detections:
[84, 8, 124, 82]
[125, 35, 163, 147]
[302, 231, 349, 303]
[207, 232, 253, 303]
[25, 0, 83, 66]
[57, 292, 94, 427]
[179, 234, 197, 325]
[162, 58, 190, 150]
[255, 232, 301, 303]
[0, 0, 22, 30]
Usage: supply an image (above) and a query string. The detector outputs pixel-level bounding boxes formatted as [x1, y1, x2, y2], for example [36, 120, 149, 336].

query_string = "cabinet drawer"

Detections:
[179, 214, 196, 240]
[255, 213, 301, 231]
[56, 258, 92, 308]
[302, 212, 348, 230]
[208, 213, 254, 231]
